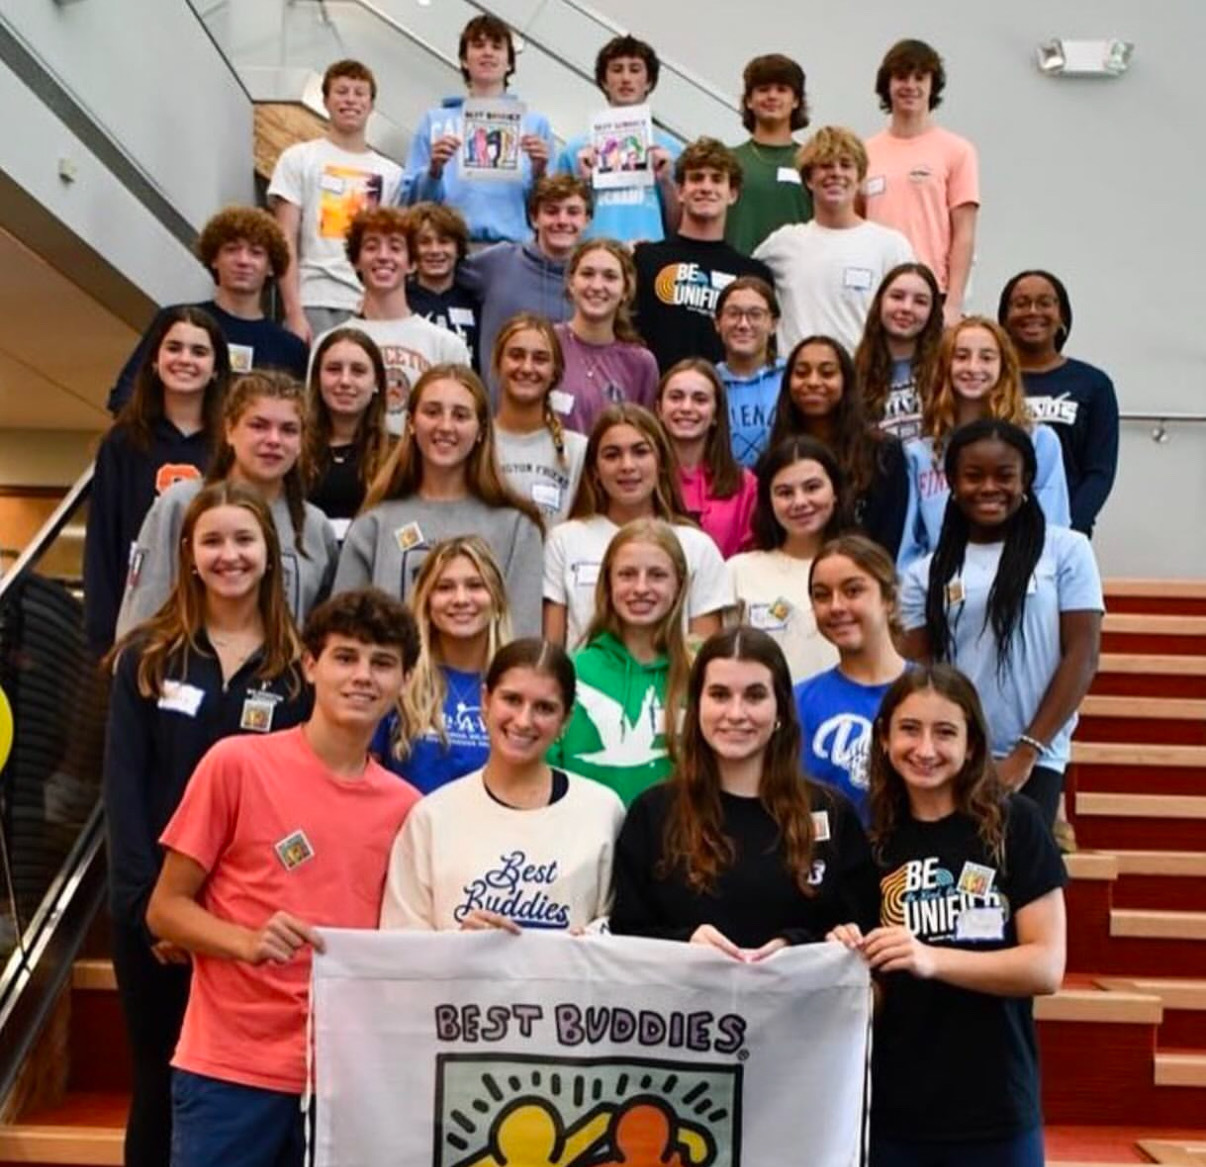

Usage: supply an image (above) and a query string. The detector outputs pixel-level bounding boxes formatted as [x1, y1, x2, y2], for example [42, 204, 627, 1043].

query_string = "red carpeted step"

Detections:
[68, 962, 131, 1096]
[1089, 655, 1206, 700]
[1101, 614, 1206, 656]
[1105, 580, 1206, 618]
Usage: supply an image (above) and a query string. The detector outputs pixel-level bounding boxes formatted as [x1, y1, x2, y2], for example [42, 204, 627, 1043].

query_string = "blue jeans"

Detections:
[170, 1069, 306, 1167]
[871, 1126, 1045, 1167]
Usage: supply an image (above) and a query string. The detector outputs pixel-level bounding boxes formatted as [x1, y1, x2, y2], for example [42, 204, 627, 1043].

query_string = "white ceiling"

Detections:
[0, 227, 139, 432]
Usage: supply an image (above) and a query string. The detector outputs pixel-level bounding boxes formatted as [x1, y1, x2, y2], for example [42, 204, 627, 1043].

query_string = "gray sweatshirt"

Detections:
[332, 496, 544, 636]
[114, 478, 339, 641]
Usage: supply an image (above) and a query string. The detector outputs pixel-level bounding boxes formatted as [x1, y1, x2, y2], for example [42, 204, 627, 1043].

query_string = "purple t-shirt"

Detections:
[554, 323, 659, 435]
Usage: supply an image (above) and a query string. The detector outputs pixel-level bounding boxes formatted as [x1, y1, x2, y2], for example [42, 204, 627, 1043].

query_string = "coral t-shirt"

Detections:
[161, 726, 420, 1093]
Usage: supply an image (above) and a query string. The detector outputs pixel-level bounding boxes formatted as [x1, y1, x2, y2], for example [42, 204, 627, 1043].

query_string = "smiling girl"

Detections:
[380, 638, 626, 932]
[610, 627, 878, 955]
[373, 536, 510, 793]
[334, 364, 545, 636]
[543, 404, 732, 649]
[555, 239, 659, 433]
[116, 371, 338, 639]
[728, 437, 845, 682]
[656, 358, 757, 558]
[898, 316, 1069, 568]
[830, 665, 1066, 1166]
[549, 519, 691, 805]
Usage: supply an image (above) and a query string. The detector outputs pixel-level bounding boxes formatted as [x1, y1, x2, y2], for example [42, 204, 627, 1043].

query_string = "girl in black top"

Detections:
[103, 481, 308, 1167]
[768, 334, 909, 558]
[84, 305, 230, 656]
[305, 327, 394, 524]
[829, 665, 1066, 1166]
[610, 626, 878, 957]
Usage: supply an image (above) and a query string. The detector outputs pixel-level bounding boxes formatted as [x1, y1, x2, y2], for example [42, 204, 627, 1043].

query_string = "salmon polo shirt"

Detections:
[160, 726, 419, 1093]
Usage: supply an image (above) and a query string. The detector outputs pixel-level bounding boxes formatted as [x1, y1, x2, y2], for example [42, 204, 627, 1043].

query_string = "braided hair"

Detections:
[924, 420, 1046, 674]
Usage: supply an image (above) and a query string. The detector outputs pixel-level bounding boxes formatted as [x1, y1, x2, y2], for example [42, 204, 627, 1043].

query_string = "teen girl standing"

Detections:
[380, 639, 626, 932]
[85, 306, 229, 656]
[543, 403, 732, 649]
[795, 534, 908, 823]
[549, 519, 692, 805]
[656, 358, 757, 558]
[115, 371, 338, 639]
[853, 262, 943, 442]
[898, 316, 1069, 568]
[373, 536, 510, 793]
[727, 437, 844, 683]
[104, 482, 308, 1167]
[830, 664, 1066, 1167]
[610, 627, 879, 953]
[335, 364, 546, 636]
[898, 420, 1103, 827]
[768, 335, 910, 558]
[305, 326, 393, 528]
[491, 312, 587, 525]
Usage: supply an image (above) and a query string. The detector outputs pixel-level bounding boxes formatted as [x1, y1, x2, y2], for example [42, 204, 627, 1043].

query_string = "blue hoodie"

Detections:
[408, 96, 553, 243]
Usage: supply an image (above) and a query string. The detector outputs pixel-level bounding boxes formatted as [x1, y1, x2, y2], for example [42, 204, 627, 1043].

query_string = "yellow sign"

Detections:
[0, 684, 12, 773]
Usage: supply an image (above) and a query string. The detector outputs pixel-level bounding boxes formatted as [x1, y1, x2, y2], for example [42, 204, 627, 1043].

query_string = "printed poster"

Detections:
[461, 99, 525, 182]
[591, 104, 654, 190]
[312, 930, 871, 1166]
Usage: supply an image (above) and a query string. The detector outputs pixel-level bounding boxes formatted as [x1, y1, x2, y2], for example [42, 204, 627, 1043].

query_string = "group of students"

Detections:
[83, 15, 1123, 1167]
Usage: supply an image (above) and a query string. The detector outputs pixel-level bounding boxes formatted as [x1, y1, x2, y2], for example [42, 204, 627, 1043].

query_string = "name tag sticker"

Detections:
[955, 906, 1005, 943]
[531, 482, 562, 512]
[776, 166, 802, 185]
[240, 692, 281, 734]
[747, 602, 788, 632]
[843, 267, 874, 291]
[863, 175, 886, 197]
[957, 861, 997, 897]
[574, 561, 601, 588]
[319, 172, 345, 195]
[275, 829, 315, 871]
[158, 680, 205, 718]
[227, 343, 254, 374]
[945, 577, 965, 605]
[448, 306, 475, 326]
[549, 389, 574, 416]
[394, 522, 425, 552]
[811, 810, 831, 842]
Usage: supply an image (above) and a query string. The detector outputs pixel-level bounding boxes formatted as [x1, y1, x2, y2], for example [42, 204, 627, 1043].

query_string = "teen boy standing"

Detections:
[146, 589, 421, 1167]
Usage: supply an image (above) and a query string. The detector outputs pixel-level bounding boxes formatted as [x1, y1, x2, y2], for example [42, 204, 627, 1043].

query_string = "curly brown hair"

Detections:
[345, 206, 414, 270]
[195, 206, 291, 279]
[674, 138, 743, 192]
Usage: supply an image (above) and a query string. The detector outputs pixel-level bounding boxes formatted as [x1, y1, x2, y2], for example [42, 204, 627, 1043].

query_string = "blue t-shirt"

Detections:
[717, 358, 785, 468]
[794, 666, 899, 824]
[371, 665, 489, 794]
[898, 426, 1071, 569]
[556, 128, 681, 244]
[900, 525, 1104, 771]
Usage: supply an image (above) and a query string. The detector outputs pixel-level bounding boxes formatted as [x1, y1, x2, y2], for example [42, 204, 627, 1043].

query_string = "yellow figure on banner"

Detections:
[465, 1099, 609, 1167]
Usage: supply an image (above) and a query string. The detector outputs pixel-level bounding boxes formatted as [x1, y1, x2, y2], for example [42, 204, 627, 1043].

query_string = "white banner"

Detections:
[312, 931, 871, 1166]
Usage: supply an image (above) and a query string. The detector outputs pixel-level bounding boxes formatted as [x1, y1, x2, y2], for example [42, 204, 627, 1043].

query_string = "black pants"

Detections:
[1017, 764, 1062, 830]
[111, 920, 191, 1167]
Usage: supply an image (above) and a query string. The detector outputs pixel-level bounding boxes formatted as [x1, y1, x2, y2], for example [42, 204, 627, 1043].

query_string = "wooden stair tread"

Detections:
[1106, 580, 1206, 600]
[1035, 986, 1163, 1024]
[0, 1091, 125, 1165]
[1111, 851, 1206, 878]
[1098, 654, 1206, 676]
[1154, 1051, 1206, 1088]
[1137, 1138, 1206, 1165]
[1111, 908, 1206, 941]
[1065, 851, 1120, 881]
[1105, 614, 1206, 636]
[1072, 742, 1206, 766]
[1050, 1124, 1206, 1164]
[71, 958, 116, 991]
[1077, 793, 1206, 819]
[1096, 976, 1206, 1011]
[1081, 695, 1206, 720]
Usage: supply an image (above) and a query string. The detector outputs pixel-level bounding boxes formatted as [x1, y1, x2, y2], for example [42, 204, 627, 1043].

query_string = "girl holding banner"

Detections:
[830, 665, 1066, 1167]
[610, 627, 878, 956]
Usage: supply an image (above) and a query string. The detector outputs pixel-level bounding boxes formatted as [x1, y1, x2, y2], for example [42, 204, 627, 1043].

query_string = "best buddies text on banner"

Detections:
[311, 931, 871, 1166]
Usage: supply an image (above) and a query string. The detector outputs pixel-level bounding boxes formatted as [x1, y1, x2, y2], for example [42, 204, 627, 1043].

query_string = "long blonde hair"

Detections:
[361, 363, 544, 530]
[492, 312, 569, 469]
[922, 316, 1031, 458]
[392, 537, 512, 759]
[582, 519, 691, 759]
[566, 238, 643, 345]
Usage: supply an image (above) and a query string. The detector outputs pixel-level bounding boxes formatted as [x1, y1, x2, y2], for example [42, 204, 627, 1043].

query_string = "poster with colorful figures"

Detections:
[590, 104, 654, 190]
[461, 99, 525, 182]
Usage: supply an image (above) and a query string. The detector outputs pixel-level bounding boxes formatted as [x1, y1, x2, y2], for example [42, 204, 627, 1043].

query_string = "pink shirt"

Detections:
[677, 464, 757, 559]
[555, 323, 659, 435]
[863, 126, 980, 290]
[161, 726, 419, 1093]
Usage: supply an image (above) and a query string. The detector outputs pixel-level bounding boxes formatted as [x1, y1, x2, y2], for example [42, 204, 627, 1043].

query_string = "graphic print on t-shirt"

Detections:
[653, 262, 736, 317]
[454, 850, 572, 930]
[574, 681, 667, 768]
[880, 856, 1011, 943]
[810, 713, 872, 792]
[1026, 394, 1079, 427]
[319, 165, 385, 239]
[154, 463, 204, 496]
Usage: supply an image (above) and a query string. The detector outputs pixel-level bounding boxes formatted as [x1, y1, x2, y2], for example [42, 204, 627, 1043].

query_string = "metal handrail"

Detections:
[1119, 411, 1206, 423]
[183, 0, 255, 103]
[0, 465, 93, 601]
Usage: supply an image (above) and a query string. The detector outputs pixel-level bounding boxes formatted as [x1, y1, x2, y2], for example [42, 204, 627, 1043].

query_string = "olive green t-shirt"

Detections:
[725, 139, 814, 255]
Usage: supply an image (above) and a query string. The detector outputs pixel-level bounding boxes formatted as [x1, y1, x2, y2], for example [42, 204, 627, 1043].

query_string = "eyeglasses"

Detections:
[1008, 295, 1059, 312]
[720, 307, 771, 324]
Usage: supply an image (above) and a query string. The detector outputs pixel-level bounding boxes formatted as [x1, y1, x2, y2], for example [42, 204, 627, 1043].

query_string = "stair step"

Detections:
[1036, 987, 1162, 1024]
[1091, 654, 1206, 699]
[1154, 1051, 1206, 1088]
[1074, 743, 1206, 767]
[0, 1091, 125, 1166]
[1105, 579, 1206, 618]
[71, 960, 116, 992]
[1049, 1123, 1205, 1164]
[1107, 852, 1206, 914]
[1096, 976, 1206, 1047]
[1077, 793, 1206, 820]
[1103, 614, 1206, 655]
[1114, 852, 1206, 878]
[1070, 745, 1206, 798]
[1137, 1137, 1206, 1164]
[1078, 695, 1206, 746]
[1111, 909, 1206, 942]
[1064, 851, 1119, 881]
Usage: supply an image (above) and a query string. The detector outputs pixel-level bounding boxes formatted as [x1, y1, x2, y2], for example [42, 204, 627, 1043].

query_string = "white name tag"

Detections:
[863, 175, 886, 197]
[955, 906, 1005, 943]
[776, 166, 802, 185]
[158, 680, 205, 718]
[549, 389, 574, 416]
[531, 482, 562, 512]
[843, 267, 874, 291]
[319, 173, 345, 195]
[811, 810, 831, 842]
[449, 306, 475, 326]
[227, 343, 254, 374]
[574, 561, 601, 588]
[747, 602, 787, 632]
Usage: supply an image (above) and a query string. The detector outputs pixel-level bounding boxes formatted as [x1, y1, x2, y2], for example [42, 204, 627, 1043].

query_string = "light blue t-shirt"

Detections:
[897, 425, 1071, 569]
[371, 665, 489, 794]
[794, 666, 902, 824]
[718, 358, 785, 468]
[555, 127, 681, 244]
[900, 525, 1104, 771]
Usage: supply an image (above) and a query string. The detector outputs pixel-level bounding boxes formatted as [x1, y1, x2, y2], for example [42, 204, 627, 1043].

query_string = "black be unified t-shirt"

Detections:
[632, 236, 773, 372]
[871, 795, 1067, 1142]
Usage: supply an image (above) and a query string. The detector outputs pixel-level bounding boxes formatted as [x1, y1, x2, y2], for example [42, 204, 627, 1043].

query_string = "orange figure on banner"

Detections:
[594, 1097, 716, 1167]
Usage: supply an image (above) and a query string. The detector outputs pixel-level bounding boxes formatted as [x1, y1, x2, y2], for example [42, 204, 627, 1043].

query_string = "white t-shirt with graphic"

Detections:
[268, 138, 406, 310]
[379, 768, 626, 931]
[495, 426, 588, 526]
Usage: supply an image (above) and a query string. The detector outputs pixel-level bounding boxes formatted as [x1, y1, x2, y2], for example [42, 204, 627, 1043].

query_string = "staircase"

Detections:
[1, 580, 1205, 1165]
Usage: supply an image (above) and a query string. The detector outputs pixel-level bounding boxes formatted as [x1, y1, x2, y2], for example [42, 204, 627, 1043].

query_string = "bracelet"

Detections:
[1018, 733, 1046, 755]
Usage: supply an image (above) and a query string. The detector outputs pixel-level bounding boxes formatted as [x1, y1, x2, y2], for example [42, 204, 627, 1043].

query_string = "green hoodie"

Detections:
[549, 630, 672, 806]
